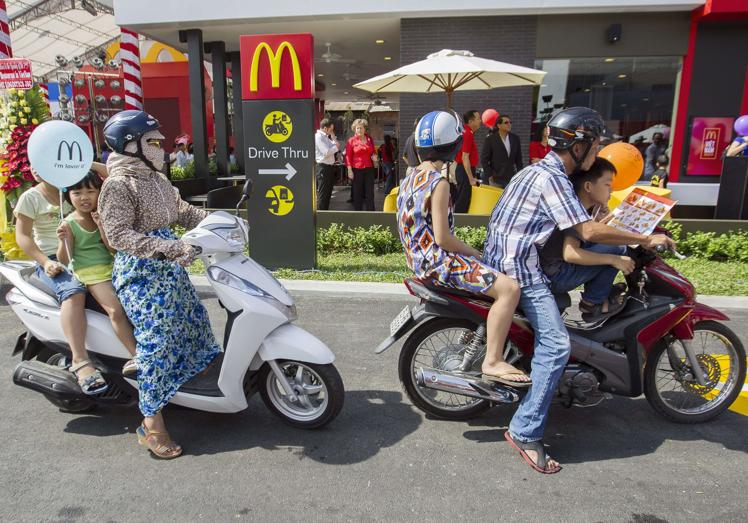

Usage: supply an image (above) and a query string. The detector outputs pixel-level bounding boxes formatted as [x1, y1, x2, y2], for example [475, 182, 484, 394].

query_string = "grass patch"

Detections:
[189, 252, 748, 296]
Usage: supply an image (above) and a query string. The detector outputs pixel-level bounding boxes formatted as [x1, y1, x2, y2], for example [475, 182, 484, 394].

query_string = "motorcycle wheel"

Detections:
[42, 353, 96, 414]
[644, 321, 746, 423]
[399, 318, 495, 420]
[259, 361, 344, 429]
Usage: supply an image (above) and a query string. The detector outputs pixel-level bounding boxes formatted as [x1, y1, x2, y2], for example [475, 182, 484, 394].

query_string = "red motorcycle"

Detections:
[376, 245, 746, 423]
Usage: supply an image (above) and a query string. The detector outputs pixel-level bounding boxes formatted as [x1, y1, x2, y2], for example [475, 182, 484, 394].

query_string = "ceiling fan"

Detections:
[316, 43, 356, 64]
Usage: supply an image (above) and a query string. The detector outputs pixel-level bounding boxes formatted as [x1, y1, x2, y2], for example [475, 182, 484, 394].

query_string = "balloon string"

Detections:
[59, 190, 72, 269]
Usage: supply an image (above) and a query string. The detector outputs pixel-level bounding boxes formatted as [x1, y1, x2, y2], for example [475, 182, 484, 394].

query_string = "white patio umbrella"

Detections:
[628, 124, 670, 144]
[353, 49, 546, 107]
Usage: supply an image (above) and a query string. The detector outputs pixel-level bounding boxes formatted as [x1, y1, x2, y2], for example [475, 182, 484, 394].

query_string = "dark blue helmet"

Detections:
[103, 110, 161, 153]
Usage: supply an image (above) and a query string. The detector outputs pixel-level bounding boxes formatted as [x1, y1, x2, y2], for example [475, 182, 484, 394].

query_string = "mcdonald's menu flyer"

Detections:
[607, 188, 676, 236]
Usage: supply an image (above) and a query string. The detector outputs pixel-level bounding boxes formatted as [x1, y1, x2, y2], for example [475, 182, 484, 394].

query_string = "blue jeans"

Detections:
[508, 283, 570, 443]
[549, 243, 627, 304]
[35, 255, 86, 302]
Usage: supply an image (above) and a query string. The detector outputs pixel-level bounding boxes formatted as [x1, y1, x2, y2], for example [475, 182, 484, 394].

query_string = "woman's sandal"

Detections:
[70, 360, 109, 396]
[122, 359, 137, 377]
[136, 423, 183, 459]
[504, 431, 562, 474]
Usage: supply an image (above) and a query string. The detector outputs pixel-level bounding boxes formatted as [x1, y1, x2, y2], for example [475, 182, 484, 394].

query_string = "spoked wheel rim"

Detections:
[265, 362, 329, 422]
[653, 329, 741, 416]
[410, 326, 520, 412]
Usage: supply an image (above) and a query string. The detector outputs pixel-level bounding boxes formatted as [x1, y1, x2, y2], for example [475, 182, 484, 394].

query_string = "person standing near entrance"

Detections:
[481, 115, 523, 188]
[453, 110, 480, 213]
[315, 118, 339, 210]
[345, 119, 378, 211]
[643, 132, 666, 180]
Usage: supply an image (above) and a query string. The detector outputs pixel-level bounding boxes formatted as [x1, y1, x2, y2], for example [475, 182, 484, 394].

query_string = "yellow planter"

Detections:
[467, 185, 503, 215]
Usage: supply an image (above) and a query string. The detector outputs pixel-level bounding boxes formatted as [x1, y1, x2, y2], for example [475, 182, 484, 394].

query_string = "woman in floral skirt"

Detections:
[98, 110, 220, 459]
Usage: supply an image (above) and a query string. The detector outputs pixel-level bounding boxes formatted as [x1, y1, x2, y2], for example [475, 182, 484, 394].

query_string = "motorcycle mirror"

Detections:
[242, 178, 254, 198]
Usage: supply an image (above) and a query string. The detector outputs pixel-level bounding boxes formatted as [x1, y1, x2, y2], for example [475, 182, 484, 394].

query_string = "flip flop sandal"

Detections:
[122, 359, 137, 377]
[70, 360, 108, 396]
[504, 431, 562, 474]
[136, 424, 183, 460]
[482, 372, 532, 388]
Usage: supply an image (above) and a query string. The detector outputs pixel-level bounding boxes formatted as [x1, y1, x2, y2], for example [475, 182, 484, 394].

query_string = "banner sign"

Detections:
[0, 58, 33, 89]
[686, 116, 734, 176]
[240, 33, 315, 269]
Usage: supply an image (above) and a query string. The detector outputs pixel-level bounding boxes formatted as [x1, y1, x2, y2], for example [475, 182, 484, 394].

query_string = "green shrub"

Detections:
[317, 223, 400, 255]
[455, 226, 487, 251]
[317, 222, 748, 263]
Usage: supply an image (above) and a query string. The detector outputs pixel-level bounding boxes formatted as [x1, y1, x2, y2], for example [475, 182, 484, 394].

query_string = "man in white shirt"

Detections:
[315, 118, 339, 210]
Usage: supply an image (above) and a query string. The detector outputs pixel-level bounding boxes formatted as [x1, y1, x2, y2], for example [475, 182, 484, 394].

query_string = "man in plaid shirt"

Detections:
[484, 107, 675, 474]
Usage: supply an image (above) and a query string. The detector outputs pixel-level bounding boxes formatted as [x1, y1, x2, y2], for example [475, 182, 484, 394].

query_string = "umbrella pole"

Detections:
[446, 89, 453, 109]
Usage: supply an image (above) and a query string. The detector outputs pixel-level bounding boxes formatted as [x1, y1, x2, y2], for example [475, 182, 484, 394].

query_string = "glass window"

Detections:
[533, 57, 681, 143]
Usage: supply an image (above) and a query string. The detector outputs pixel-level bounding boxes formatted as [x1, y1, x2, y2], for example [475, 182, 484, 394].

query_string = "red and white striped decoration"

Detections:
[0, 0, 13, 59]
[120, 28, 143, 110]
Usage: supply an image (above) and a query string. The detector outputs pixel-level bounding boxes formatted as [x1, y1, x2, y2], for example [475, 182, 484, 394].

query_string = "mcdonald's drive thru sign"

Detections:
[240, 34, 314, 100]
[239, 33, 316, 270]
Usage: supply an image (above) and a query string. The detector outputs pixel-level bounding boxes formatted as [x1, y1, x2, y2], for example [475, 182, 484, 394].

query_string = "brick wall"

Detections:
[399, 16, 538, 173]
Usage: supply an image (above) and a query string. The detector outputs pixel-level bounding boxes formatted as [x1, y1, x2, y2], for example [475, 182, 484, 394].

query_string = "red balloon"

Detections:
[482, 108, 499, 128]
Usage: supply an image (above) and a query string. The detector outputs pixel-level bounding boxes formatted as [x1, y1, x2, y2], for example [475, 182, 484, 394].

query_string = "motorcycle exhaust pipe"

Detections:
[13, 360, 88, 400]
[416, 367, 519, 404]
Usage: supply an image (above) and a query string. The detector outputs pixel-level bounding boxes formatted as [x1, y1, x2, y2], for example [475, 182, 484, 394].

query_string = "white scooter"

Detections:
[1, 181, 344, 429]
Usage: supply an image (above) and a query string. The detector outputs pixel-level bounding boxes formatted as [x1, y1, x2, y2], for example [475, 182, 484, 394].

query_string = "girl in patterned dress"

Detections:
[397, 111, 528, 386]
[98, 111, 221, 459]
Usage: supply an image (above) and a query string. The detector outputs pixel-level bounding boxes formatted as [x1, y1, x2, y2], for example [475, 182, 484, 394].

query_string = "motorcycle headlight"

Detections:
[207, 266, 296, 320]
[208, 225, 245, 251]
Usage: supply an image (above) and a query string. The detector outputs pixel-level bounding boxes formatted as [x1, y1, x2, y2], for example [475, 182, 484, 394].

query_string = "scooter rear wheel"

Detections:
[399, 318, 495, 420]
[259, 361, 344, 429]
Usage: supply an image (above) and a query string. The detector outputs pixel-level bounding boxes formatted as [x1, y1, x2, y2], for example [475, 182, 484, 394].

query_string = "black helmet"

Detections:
[547, 107, 607, 167]
[414, 110, 464, 163]
[103, 110, 161, 154]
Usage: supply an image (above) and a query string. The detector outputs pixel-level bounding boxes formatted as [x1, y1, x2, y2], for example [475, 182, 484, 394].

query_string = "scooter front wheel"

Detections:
[259, 361, 344, 429]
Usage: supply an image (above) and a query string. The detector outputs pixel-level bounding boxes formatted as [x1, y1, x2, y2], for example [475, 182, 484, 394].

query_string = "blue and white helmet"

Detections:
[415, 110, 463, 162]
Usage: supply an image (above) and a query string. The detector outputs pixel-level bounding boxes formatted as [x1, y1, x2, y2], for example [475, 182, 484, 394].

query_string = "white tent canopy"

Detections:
[6, 0, 119, 81]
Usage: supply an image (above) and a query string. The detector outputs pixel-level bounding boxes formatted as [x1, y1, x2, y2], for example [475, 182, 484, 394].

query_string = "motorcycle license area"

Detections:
[2, 2, 748, 521]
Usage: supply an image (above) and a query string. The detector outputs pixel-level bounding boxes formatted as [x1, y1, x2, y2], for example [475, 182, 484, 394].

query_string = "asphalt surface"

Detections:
[1, 290, 747, 522]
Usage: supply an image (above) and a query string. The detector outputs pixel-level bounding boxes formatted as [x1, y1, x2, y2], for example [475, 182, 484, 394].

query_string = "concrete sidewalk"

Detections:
[190, 275, 748, 309]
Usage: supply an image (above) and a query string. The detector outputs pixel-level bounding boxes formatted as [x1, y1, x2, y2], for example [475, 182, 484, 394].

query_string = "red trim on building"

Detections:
[669, 13, 701, 183]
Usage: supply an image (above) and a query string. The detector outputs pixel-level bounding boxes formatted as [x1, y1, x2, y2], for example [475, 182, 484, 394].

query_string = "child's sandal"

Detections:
[136, 424, 183, 459]
[70, 360, 108, 396]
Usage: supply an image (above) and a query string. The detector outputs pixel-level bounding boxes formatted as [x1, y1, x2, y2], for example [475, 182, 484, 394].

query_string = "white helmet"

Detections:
[415, 110, 464, 162]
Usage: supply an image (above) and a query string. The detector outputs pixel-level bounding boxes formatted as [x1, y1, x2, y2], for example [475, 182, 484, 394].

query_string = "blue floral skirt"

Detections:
[112, 228, 221, 417]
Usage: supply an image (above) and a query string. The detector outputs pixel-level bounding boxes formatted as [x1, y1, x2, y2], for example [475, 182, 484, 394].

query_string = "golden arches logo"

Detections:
[249, 41, 302, 92]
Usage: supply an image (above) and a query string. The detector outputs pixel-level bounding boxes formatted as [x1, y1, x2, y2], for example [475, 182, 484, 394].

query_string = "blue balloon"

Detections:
[27, 120, 94, 189]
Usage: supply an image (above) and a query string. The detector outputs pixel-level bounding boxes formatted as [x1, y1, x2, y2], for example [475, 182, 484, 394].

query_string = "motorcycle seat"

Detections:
[28, 273, 59, 302]
[27, 272, 106, 314]
[416, 278, 493, 302]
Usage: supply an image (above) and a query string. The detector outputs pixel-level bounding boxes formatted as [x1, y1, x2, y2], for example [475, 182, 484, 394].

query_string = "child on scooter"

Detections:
[540, 157, 635, 321]
[55, 171, 138, 377]
[14, 170, 111, 394]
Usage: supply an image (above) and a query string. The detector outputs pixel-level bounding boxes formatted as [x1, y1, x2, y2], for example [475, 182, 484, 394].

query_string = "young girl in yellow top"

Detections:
[56, 171, 138, 375]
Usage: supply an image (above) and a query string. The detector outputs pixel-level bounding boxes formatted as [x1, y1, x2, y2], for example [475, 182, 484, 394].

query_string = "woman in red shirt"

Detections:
[529, 126, 551, 164]
[345, 119, 378, 211]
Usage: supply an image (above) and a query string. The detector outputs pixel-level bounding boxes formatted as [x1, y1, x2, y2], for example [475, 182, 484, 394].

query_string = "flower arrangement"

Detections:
[0, 86, 49, 205]
[0, 85, 50, 259]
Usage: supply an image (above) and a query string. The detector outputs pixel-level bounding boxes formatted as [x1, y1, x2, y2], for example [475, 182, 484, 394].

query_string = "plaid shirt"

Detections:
[483, 151, 590, 287]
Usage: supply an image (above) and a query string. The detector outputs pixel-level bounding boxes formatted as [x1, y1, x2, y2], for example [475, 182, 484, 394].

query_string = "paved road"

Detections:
[1, 290, 747, 522]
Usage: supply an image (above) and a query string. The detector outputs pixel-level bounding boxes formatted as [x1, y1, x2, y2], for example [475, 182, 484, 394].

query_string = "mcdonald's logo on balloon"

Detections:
[240, 34, 314, 100]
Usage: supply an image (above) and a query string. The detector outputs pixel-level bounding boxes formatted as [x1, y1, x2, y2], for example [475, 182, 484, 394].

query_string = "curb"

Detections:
[189, 275, 748, 309]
